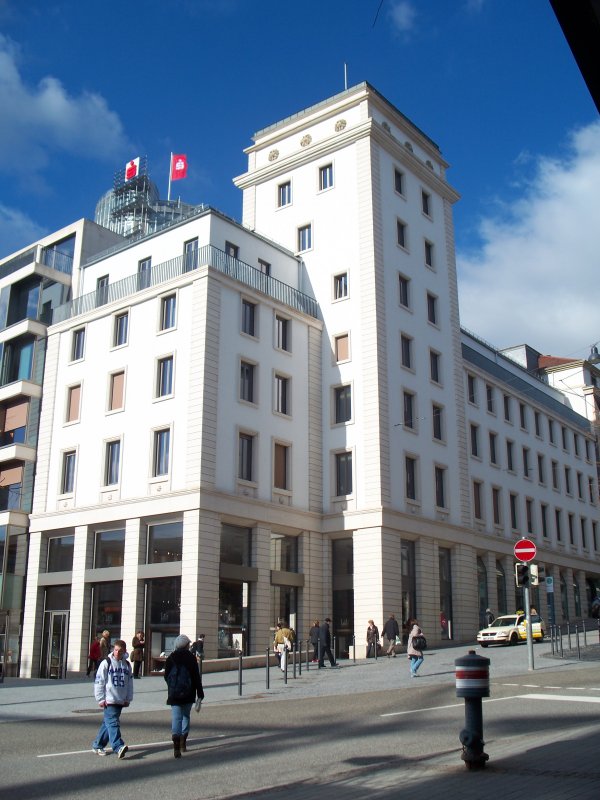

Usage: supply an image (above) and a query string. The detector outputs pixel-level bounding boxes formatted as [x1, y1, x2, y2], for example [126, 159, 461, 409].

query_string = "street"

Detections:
[1, 643, 600, 799]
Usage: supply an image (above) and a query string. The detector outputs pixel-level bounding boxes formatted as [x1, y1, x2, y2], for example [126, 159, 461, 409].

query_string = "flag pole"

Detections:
[167, 152, 173, 201]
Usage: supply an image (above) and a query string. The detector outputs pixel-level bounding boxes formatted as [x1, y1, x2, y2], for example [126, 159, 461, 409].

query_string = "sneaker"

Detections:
[92, 747, 107, 756]
[116, 745, 128, 759]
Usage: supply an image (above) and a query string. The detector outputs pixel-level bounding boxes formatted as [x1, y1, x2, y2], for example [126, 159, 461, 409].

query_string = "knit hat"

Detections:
[174, 634, 191, 650]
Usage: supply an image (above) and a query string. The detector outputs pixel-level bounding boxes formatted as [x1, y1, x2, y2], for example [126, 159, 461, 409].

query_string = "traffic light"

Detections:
[515, 563, 530, 587]
[530, 564, 539, 586]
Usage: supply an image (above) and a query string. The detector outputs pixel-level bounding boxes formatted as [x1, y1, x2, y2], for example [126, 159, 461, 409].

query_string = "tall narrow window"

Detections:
[334, 385, 352, 424]
[526, 498, 534, 534]
[278, 181, 291, 207]
[424, 240, 434, 268]
[510, 493, 518, 529]
[66, 384, 81, 423]
[319, 163, 333, 190]
[427, 293, 437, 324]
[96, 274, 109, 305]
[276, 315, 290, 351]
[109, 371, 124, 411]
[492, 487, 501, 525]
[394, 169, 404, 195]
[432, 404, 443, 441]
[397, 219, 407, 249]
[506, 440, 514, 472]
[241, 299, 256, 336]
[275, 374, 289, 415]
[297, 224, 312, 252]
[113, 312, 128, 347]
[486, 384, 495, 413]
[72, 328, 85, 361]
[399, 275, 410, 308]
[335, 452, 353, 496]
[225, 241, 239, 259]
[430, 350, 440, 383]
[156, 356, 174, 398]
[105, 440, 121, 486]
[238, 433, 254, 482]
[435, 466, 446, 508]
[522, 447, 530, 478]
[569, 513, 575, 545]
[421, 190, 431, 216]
[335, 333, 349, 362]
[334, 272, 348, 299]
[405, 456, 417, 500]
[473, 481, 483, 520]
[467, 374, 477, 404]
[489, 432, 498, 465]
[519, 403, 527, 430]
[240, 361, 255, 403]
[61, 451, 76, 493]
[470, 424, 479, 457]
[153, 429, 170, 477]
[400, 334, 412, 369]
[160, 294, 176, 330]
[137, 258, 151, 291]
[503, 394, 511, 422]
[541, 503, 549, 537]
[555, 508, 562, 542]
[184, 237, 198, 271]
[403, 391, 414, 429]
[274, 443, 289, 490]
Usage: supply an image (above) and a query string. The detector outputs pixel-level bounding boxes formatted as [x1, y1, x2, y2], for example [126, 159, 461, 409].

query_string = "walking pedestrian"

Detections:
[164, 634, 204, 758]
[130, 631, 145, 678]
[99, 629, 111, 660]
[382, 613, 400, 657]
[91, 639, 133, 758]
[407, 620, 425, 678]
[273, 622, 294, 672]
[86, 635, 102, 676]
[309, 620, 320, 662]
[190, 634, 205, 664]
[365, 620, 380, 658]
[318, 617, 337, 668]
[484, 608, 495, 627]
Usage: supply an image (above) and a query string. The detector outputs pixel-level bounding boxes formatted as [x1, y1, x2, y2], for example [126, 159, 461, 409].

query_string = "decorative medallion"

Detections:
[300, 134, 312, 147]
[268, 149, 279, 162]
[335, 119, 347, 132]
[426, 160, 434, 170]
[404, 141, 413, 151]
[382, 121, 391, 132]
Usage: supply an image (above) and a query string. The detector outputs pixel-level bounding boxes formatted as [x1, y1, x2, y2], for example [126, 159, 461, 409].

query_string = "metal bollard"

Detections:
[576, 624, 581, 660]
[292, 646, 297, 679]
[238, 652, 243, 696]
[352, 634, 356, 664]
[266, 647, 270, 690]
[306, 639, 310, 671]
[318, 640, 322, 669]
[567, 621, 572, 651]
[283, 647, 288, 684]
[298, 642, 302, 676]
[455, 650, 490, 770]
[583, 619, 588, 647]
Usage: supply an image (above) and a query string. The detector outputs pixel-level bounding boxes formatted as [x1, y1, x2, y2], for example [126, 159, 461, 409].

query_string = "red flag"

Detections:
[171, 154, 188, 181]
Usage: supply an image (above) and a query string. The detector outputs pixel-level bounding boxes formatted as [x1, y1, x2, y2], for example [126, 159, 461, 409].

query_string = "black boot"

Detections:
[172, 734, 181, 758]
[180, 734, 187, 753]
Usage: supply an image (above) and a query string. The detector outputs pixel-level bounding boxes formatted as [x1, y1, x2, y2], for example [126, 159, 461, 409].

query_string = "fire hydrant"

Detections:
[455, 650, 490, 769]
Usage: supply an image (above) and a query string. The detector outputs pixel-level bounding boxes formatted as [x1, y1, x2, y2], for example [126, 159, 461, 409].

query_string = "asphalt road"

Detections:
[2, 642, 600, 799]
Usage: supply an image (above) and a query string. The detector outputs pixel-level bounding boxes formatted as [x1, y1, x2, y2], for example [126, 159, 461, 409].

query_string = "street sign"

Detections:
[514, 538, 536, 562]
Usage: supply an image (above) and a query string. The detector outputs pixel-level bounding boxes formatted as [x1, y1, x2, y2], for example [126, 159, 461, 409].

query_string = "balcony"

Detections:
[53, 244, 319, 323]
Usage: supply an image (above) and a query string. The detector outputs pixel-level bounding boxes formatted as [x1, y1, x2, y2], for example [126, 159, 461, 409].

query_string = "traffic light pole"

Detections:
[524, 584, 534, 671]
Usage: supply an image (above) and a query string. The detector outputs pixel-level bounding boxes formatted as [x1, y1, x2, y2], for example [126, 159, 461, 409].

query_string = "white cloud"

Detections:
[0, 33, 130, 177]
[0, 203, 47, 254]
[457, 121, 600, 359]
[388, 1, 416, 35]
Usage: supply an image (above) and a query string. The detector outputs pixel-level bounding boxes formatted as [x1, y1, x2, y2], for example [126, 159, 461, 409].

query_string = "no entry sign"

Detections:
[514, 538, 536, 562]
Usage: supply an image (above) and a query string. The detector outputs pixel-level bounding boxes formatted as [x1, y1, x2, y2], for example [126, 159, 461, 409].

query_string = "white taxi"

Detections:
[477, 613, 546, 647]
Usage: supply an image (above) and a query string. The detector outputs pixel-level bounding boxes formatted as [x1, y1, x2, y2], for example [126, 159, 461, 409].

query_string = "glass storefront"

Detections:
[438, 547, 453, 639]
[332, 538, 353, 658]
[219, 580, 249, 657]
[91, 581, 123, 637]
[401, 540, 416, 635]
[147, 521, 182, 563]
[47, 535, 74, 572]
[94, 529, 125, 568]
[147, 576, 181, 671]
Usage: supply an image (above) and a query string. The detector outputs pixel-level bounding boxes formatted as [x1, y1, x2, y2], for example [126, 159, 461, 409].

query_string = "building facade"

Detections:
[4, 82, 600, 678]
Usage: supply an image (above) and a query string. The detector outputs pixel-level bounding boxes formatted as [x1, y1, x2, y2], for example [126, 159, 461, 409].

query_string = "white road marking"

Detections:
[381, 696, 522, 718]
[37, 734, 226, 758]
[520, 694, 600, 704]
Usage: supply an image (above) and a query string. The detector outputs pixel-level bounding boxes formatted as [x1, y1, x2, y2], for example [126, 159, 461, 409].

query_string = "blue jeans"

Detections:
[171, 703, 193, 736]
[409, 655, 424, 675]
[92, 704, 125, 752]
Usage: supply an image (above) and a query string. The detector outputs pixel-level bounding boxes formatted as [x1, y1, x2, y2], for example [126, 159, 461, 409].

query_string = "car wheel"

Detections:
[480, 643, 488, 648]
[509, 632, 518, 645]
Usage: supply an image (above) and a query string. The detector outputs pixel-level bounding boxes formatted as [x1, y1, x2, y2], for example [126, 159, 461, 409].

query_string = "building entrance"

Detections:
[41, 610, 69, 679]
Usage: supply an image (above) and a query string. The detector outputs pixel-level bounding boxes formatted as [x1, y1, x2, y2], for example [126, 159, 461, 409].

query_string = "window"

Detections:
[564, 466, 572, 495]
[335, 333, 349, 362]
[467, 374, 477, 404]
[424, 240, 434, 268]
[66, 384, 81, 423]
[275, 374, 289, 415]
[241, 299, 256, 336]
[156, 356, 174, 398]
[486, 384, 495, 413]
[240, 361, 255, 403]
[396, 219, 407, 249]
[405, 455, 417, 500]
[399, 275, 410, 308]
[473, 481, 483, 520]
[96, 274, 109, 305]
[552, 460, 559, 490]
[394, 168, 404, 195]
[400, 334, 412, 369]
[47, 535, 74, 572]
[298, 224, 312, 252]
[537, 454, 545, 484]
[561, 426, 569, 451]
[104, 440, 121, 486]
[147, 521, 182, 564]
[574, 434, 580, 457]
[71, 328, 85, 361]
[275, 315, 290, 351]
[522, 447, 530, 478]
[581, 517, 588, 549]
[421, 190, 431, 216]
[568, 513, 575, 545]
[184, 237, 198, 271]
[434, 466, 446, 508]
[503, 394, 511, 422]
[470, 424, 479, 457]
[510, 493, 518, 530]
[555, 508, 562, 542]
[61, 450, 76, 494]
[589, 476, 596, 504]
[548, 419, 555, 444]
[238, 433, 255, 482]
[278, 181, 291, 207]
[430, 350, 441, 383]
[534, 411, 542, 437]
[519, 403, 527, 430]
[489, 432, 498, 465]
[492, 487, 502, 525]
[258, 259, 271, 276]
[319, 163, 333, 191]
[113, 312, 128, 347]
[274, 443, 290, 490]
[403, 391, 415, 429]
[577, 471, 583, 499]
[137, 258, 151, 291]
[225, 241, 239, 259]
[334, 385, 352, 424]
[593, 521, 598, 551]
[427, 293, 437, 324]
[585, 439, 591, 461]
[160, 294, 176, 330]
[541, 503, 549, 537]
[109, 371, 124, 412]
[335, 452, 353, 496]
[95, 529, 125, 569]
[153, 429, 170, 477]
[526, 498, 534, 534]
[506, 440, 514, 472]
[334, 272, 348, 299]
[432, 404, 443, 441]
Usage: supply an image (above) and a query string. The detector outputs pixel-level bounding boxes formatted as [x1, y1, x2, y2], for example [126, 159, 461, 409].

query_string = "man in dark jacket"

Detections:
[309, 620, 320, 662]
[164, 634, 204, 758]
[318, 617, 337, 668]
[383, 613, 400, 657]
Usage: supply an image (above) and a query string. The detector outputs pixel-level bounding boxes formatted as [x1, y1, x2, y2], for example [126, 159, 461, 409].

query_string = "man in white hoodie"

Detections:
[92, 639, 134, 758]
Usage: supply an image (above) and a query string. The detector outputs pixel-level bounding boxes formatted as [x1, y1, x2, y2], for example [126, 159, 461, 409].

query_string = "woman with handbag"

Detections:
[130, 631, 145, 679]
[407, 619, 425, 677]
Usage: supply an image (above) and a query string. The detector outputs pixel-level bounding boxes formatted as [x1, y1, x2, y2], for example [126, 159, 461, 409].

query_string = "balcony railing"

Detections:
[42, 247, 74, 275]
[53, 244, 319, 323]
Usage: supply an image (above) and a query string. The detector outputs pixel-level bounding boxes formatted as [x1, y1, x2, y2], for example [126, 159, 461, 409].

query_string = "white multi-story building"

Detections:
[7, 82, 600, 678]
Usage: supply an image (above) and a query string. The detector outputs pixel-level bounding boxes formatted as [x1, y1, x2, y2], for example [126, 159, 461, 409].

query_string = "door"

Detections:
[41, 611, 69, 679]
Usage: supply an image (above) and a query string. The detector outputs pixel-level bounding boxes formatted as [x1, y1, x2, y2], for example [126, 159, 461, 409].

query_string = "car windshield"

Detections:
[490, 616, 518, 627]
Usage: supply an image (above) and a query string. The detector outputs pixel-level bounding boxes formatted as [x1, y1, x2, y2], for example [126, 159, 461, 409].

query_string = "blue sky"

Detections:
[0, 0, 598, 357]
